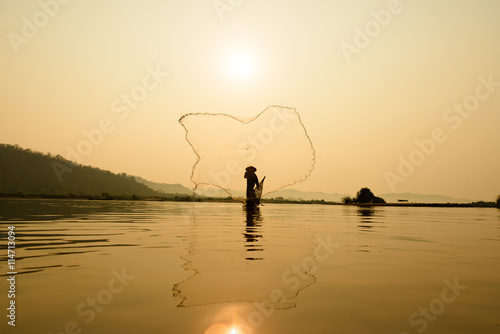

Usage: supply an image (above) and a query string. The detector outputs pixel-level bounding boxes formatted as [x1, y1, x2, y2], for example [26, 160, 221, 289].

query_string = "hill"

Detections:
[266, 189, 474, 204]
[0, 143, 483, 203]
[268, 189, 348, 202]
[134, 176, 194, 196]
[379, 192, 473, 204]
[0, 143, 159, 197]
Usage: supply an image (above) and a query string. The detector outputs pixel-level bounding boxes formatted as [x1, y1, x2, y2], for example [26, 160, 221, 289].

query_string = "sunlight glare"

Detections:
[204, 323, 245, 334]
[227, 52, 254, 81]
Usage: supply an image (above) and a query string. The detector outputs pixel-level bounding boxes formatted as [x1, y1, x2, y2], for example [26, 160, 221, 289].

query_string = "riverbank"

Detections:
[0, 193, 497, 208]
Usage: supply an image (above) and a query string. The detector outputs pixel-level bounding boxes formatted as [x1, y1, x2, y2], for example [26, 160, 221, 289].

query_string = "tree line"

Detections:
[0, 143, 159, 197]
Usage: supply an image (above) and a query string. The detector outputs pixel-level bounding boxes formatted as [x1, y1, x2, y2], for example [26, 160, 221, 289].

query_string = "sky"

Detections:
[0, 0, 499, 201]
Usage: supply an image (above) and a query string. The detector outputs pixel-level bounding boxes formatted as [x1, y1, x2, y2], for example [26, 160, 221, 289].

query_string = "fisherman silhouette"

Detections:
[244, 166, 259, 204]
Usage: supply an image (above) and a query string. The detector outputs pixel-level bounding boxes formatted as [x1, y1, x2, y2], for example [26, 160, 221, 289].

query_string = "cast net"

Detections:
[179, 106, 315, 198]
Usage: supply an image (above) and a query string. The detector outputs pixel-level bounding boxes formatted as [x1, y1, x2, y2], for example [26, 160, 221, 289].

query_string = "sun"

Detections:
[227, 51, 255, 81]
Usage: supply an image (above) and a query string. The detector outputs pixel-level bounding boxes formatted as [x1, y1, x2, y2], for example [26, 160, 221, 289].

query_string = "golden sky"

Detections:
[1, 0, 499, 200]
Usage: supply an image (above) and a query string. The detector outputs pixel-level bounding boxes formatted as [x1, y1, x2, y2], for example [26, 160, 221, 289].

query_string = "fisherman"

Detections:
[244, 166, 259, 202]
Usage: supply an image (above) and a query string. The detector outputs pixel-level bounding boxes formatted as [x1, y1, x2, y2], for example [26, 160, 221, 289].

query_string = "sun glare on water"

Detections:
[204, 323, 245, 334]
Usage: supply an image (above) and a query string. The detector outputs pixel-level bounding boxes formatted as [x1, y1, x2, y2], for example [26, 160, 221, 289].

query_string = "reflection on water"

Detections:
[355, 206, 386, 252]
[0, 200, 142, 276]
[172, 204, 318, 310]
[1, 199, 499, 334]
[357, 206, 385, 232]
[243, 207, 264, 260]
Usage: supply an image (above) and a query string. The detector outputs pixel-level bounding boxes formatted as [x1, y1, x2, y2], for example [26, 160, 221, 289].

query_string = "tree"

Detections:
[101, 192, 112, 200]
[355, 187, 375, 204]
[352, 187, 386, 204]
[342, 196, 353, 204]
[373, 196, 386, 204]
[497, 195, 500, 208]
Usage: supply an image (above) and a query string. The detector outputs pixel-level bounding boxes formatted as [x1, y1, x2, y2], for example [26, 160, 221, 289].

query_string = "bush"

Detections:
[355, 188, 375, 204]
[348, 187, 386, 204]
[373, 196, 386, 204]
[342, 196, 353, 204]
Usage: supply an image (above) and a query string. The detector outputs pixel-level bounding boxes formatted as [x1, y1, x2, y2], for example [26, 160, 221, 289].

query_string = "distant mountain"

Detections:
[0, 143, 159, 197]
[379, 193, 473, 204]
[133, 177, 240, 198]
[265, 189, 474, 204]
[134, 176, 194, 196]
[1, 143, 478, 203]
[134, 181, 473, 203]
[266, 189, 348, 202]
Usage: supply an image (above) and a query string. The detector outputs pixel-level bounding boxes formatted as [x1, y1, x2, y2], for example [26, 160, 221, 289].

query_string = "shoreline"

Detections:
[0, 193, 497, 208]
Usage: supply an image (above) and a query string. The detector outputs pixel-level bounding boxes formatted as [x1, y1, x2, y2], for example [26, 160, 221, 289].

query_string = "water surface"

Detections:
[0, 199, 499, 333]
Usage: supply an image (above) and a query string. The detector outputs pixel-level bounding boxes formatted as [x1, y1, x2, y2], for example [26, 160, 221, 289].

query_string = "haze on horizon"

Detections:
[0, 0, 499, 201]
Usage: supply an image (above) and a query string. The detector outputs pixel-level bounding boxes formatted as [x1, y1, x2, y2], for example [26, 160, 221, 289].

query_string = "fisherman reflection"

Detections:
[243, 206, 263, 260]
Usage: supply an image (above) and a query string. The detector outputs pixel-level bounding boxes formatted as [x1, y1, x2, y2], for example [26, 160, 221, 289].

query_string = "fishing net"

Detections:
[179, 106, 315, 198]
